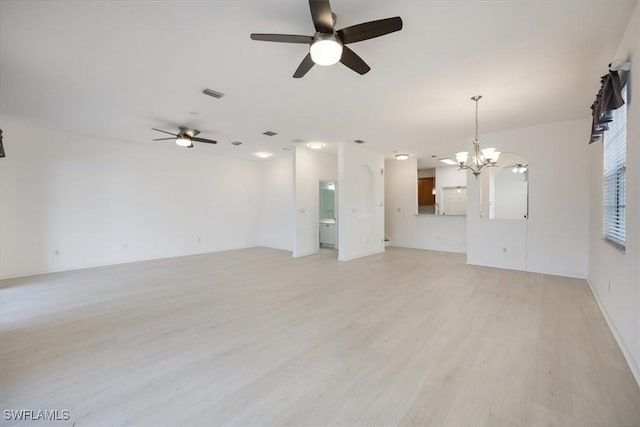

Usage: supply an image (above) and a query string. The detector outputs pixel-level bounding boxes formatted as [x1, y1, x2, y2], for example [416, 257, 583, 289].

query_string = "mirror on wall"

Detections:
[479, 153, 529, 220]
[417, 159, 467, 216]
[319, 181, 336, 221]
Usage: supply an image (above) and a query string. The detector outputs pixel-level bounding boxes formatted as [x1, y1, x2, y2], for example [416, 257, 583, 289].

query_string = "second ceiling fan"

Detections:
[250, 0, 403, 78]
[152, 127, 217, 148]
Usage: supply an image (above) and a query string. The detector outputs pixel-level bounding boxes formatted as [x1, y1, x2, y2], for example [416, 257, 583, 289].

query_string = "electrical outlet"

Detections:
[397, 207, 401, 213]
[502, 247, 507, 253]
[197, 237, 201, 244]
[54, 250, 59, 256]
[123, 243, 128, 249]
[300, 208, 305, 214]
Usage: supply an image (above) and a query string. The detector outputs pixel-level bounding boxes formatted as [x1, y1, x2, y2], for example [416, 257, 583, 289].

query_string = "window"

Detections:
[603, 84, 627, 249]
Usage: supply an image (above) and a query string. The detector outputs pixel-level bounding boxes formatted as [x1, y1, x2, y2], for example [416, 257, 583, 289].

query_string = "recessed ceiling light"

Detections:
[440, 158, 457, 165]
[263, 131, 277, 136]
[395, 153, 410, 160]
[354, 139, 365, 144]
[291, 138, 304, 143]
[231, 141, 242, 146]
[307, 142, 325, 150]
[255, 152, 273, 159]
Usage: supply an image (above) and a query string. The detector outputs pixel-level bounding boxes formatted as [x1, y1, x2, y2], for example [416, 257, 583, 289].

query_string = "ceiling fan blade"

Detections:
[152, 138, 175, 141]
[293, 53, 315, 78]
[191, 137, 218, 145]
[340, 46, 370, 75]
[250, 34, 313, 44]
[337, 17, 403, 44]
[151, 128, 178, 136]
[309, 0, 334, 33]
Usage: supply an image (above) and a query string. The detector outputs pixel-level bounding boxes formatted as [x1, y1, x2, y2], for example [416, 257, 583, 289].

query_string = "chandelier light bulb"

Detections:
[455, 151, 469, 164]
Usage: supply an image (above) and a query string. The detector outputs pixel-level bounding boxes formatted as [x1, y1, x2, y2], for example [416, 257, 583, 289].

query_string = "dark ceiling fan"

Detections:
[151, 127, 217, 148]
[250, 0, 402, 78]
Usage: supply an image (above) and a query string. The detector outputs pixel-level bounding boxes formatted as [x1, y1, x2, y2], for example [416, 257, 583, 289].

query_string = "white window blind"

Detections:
[603, 84, 627, 249]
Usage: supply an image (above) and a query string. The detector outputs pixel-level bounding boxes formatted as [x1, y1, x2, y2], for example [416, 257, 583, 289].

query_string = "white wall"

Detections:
[466, 118, 590, 279]
[493, 168, 528, 220]
[338, 143, 384, 261]
[435, 165, 467, 216]
[0, 115, 261, 278]
[435, 165, 467, 190]
[588, 3, 640, 385]
[293, 147, 337, 257]
[480, 152, 529, 219]
[259, 155, 294, 251]
[417, 168, 434, 179]
[385, 158, 466, 253]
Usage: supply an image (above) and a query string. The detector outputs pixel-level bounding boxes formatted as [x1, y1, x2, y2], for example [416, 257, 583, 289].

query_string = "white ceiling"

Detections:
[0, 0, 635, 161]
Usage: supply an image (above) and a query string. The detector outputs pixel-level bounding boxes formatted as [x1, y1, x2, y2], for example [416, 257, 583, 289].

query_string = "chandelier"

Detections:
[455, 95, 501, 178]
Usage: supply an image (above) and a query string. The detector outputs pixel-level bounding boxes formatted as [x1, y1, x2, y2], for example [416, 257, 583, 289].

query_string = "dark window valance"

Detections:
[590, 70, 625, 143]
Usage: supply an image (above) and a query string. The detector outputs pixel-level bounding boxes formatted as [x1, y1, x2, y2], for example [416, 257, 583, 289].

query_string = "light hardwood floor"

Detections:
[1, 247, 639, 426]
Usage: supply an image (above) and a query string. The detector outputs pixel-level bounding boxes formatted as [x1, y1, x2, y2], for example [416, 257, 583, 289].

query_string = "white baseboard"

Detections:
[338, 248, 384, 262]
[292, 250, 318, 258]
[587, 279, 640, 388]
[0, 245, 261, 281]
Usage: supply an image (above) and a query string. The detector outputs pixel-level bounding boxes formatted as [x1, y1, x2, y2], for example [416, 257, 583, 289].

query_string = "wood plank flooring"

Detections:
[1, 247, 639, 426]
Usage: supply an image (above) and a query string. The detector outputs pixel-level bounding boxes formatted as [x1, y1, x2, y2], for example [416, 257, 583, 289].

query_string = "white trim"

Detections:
[465, 260, 587, 280]
[587, 279, 640, 388]
[338, 248, 385, 262]
[292, 249, 319, 258]
[0, 245, 261, 281]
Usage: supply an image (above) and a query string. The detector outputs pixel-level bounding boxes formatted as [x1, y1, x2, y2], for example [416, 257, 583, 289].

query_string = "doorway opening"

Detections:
[441, 187, 467, 216]
[319, 180, 338, 251]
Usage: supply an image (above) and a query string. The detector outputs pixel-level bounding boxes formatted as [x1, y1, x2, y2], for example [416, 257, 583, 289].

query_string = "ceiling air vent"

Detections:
[263, 131, 278, 136]
[354, 139, 365, 144]
[202, 88, 224, 99]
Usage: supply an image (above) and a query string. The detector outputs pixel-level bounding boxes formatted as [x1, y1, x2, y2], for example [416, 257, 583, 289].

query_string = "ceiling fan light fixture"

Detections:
[310, 35, 343, 66]
[176, 136, 192, 147]
[513, 165, 528, 174]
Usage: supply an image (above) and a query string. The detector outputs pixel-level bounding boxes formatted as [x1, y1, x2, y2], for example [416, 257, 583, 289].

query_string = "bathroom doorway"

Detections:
[319, 181, 338, 251]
